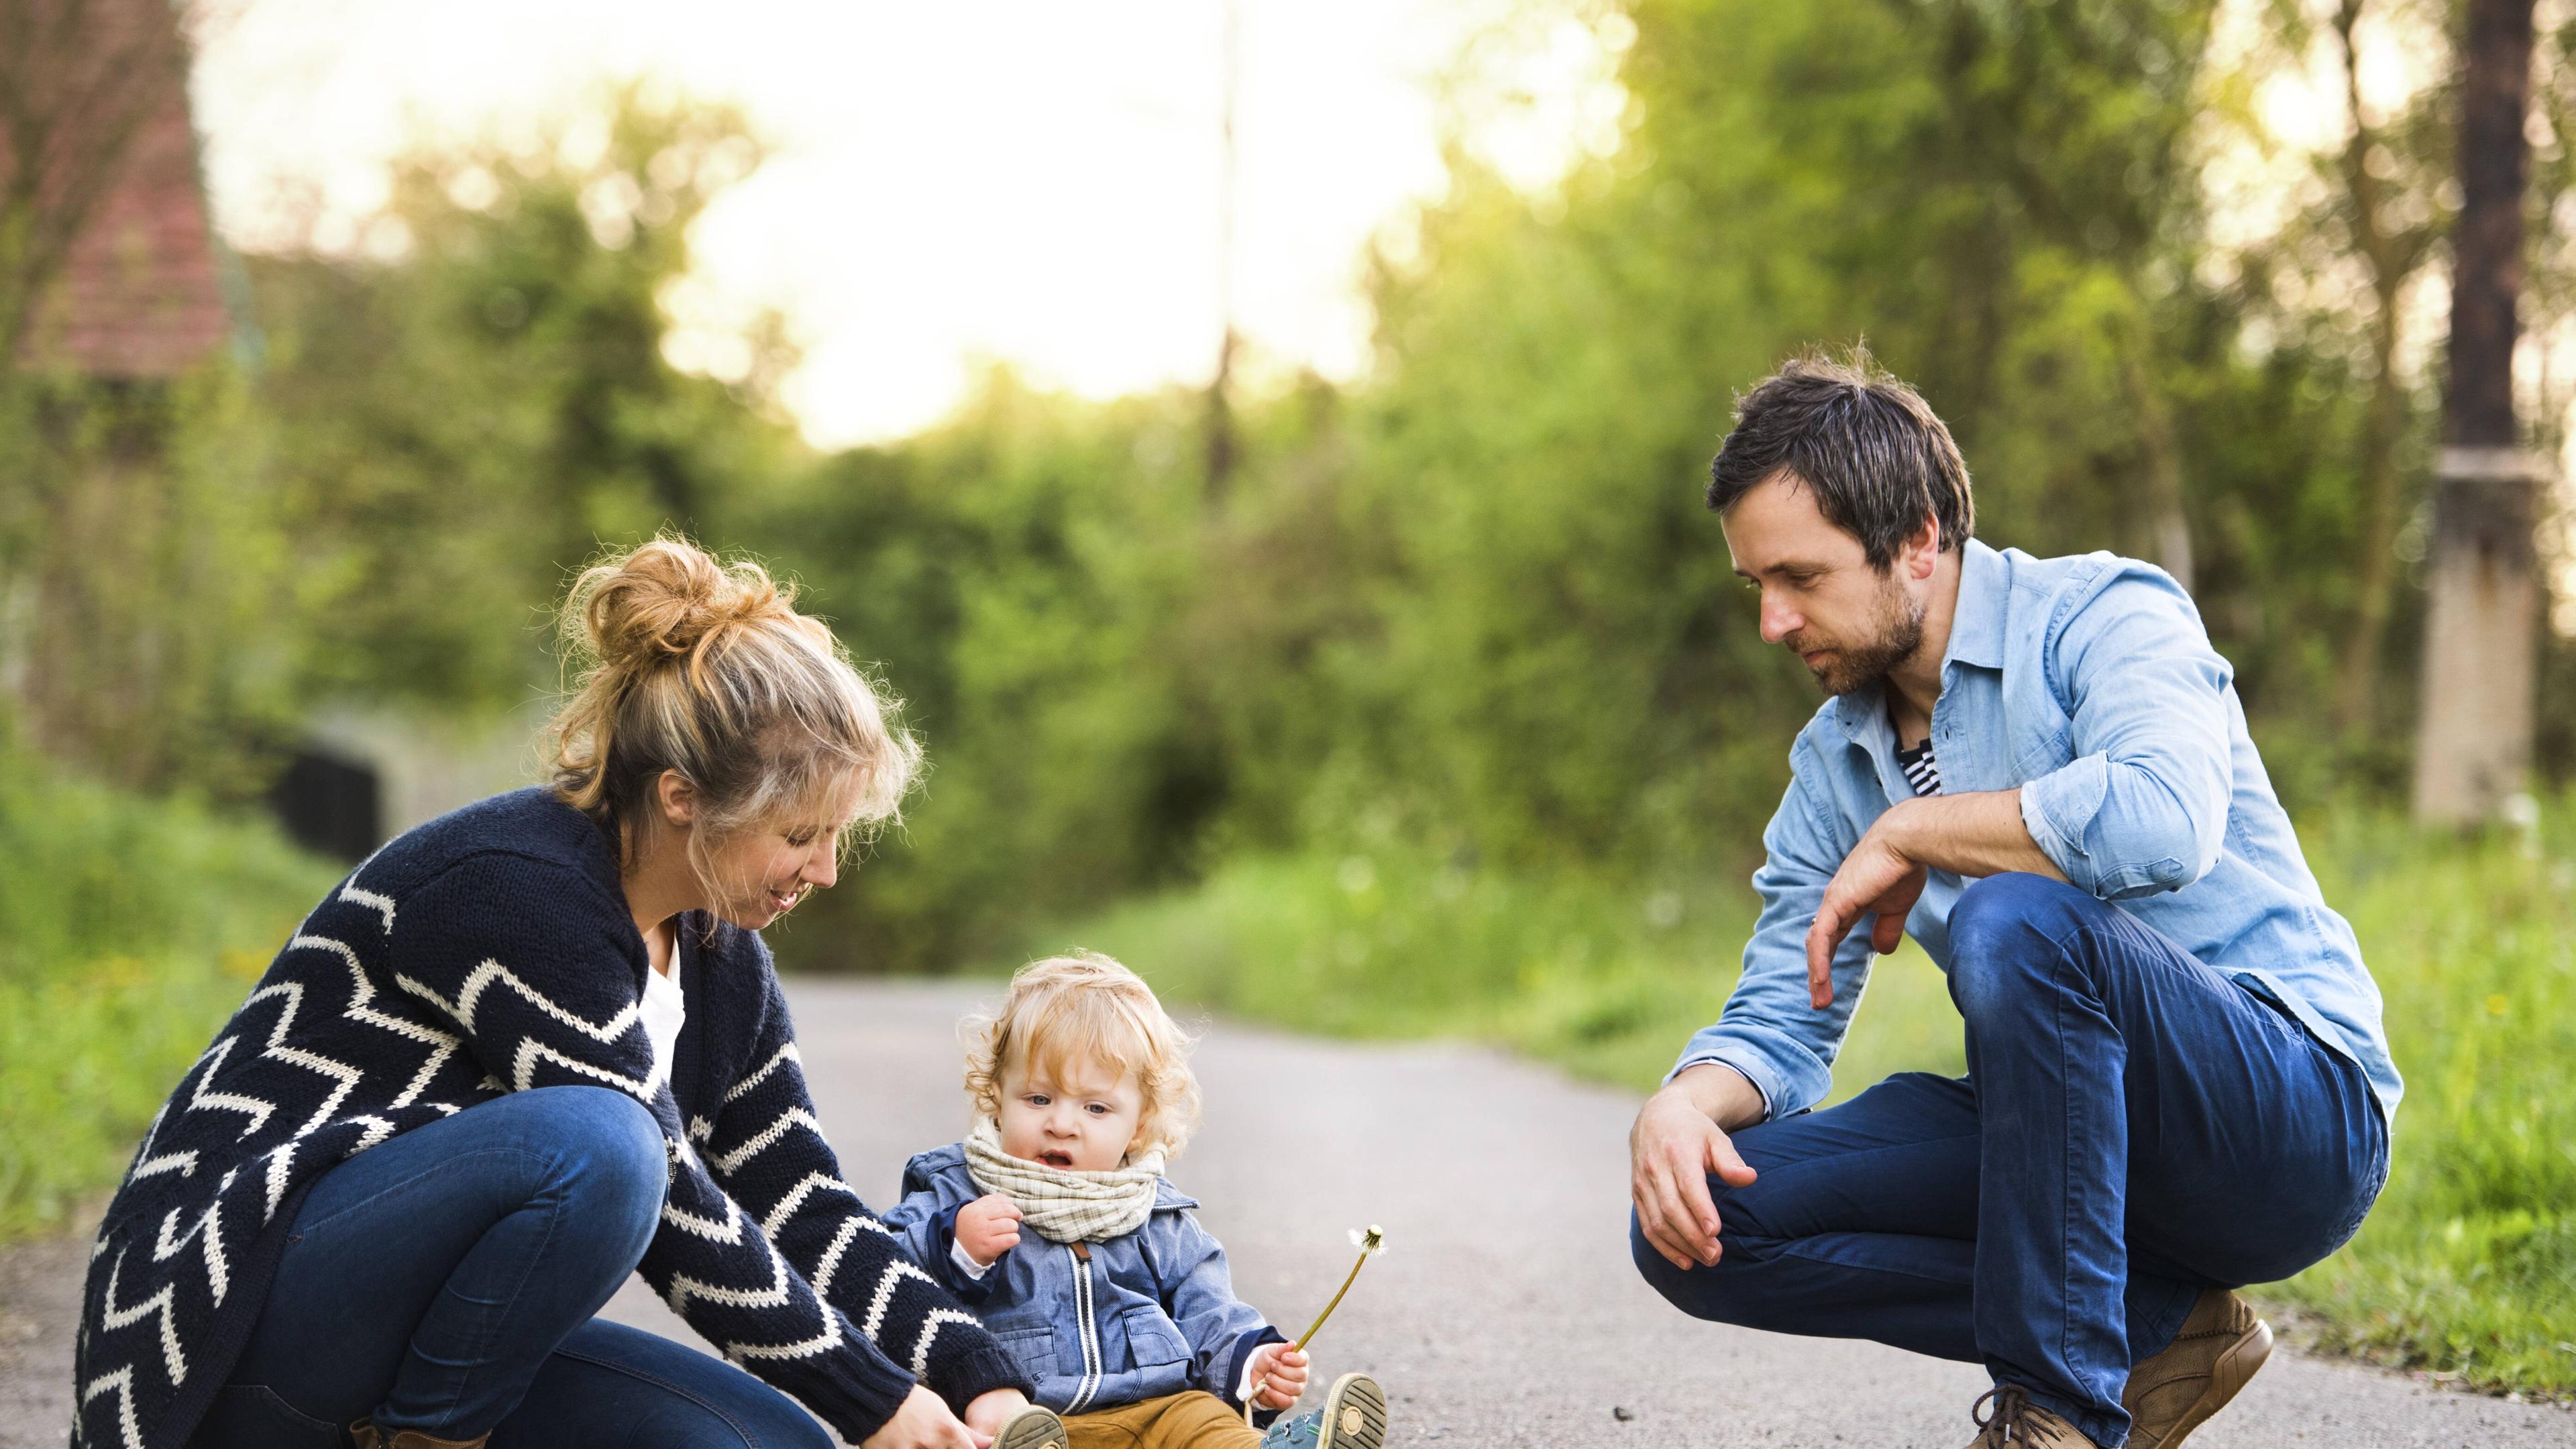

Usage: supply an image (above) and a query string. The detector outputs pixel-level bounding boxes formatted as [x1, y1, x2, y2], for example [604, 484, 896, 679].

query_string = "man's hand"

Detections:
[1245, 1342, 1309, 1411]
[956, 1194, 1023, 1267]
[863, 1384, 987, 1449]
[962, 1388, 1032, 1442]
[1629, 1067, 1760, 1271]
[1805, 806, 1930, 1008]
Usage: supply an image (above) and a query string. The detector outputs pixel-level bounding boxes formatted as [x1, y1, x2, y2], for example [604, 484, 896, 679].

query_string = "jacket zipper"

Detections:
[1063, 1243, 1104, 1412]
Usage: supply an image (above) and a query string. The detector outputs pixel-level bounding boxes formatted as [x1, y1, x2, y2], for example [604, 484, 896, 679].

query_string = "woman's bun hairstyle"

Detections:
[547, 534, 921, 889]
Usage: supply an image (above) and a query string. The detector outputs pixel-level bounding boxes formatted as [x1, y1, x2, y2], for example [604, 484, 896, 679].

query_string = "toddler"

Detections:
[884, 953, 1388, 1449]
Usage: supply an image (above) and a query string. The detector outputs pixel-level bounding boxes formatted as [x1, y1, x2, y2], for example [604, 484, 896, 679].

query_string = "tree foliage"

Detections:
[9, 4, 2576, 969]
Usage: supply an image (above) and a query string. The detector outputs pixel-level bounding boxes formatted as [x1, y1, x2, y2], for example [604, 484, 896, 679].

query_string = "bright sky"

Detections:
[189, 0, 1627, 447]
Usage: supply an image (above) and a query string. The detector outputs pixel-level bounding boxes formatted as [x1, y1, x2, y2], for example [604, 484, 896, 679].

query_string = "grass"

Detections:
[1053, 810, 2576, 1400]
[0, 751, 339, 1242]
[2267, 808, 2576, 1396]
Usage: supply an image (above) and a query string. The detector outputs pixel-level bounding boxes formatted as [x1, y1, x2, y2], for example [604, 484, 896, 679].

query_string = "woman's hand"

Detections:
[863, 1385, 988, 1449]
[963, 1388, 1032, 1442]
[956, 1194, 1024, 1267]
[1244, 1343, 1309, 1411]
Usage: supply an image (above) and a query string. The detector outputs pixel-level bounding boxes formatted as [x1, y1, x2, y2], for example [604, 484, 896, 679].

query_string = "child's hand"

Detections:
[1245, 1343, 1309, 1411]
[955, 1193, 1023, 1267]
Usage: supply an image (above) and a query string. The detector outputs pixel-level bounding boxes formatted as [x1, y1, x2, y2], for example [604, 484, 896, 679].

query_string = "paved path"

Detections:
[4, 979, 2567, 1448]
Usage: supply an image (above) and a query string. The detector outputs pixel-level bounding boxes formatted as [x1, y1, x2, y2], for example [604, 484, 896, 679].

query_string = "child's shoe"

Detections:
[994, 1404, 1069, 1449]
[1258, 1373, 1387, 1449]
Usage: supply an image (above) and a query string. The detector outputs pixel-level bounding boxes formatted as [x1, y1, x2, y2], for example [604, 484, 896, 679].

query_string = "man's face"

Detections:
[1721, 471, 1925, 698]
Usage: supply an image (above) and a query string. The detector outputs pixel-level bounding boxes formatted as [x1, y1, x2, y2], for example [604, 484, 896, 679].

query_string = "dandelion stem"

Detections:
[1292, 1253, 1368, 1352]
[1244, 1227, 1384, 1427]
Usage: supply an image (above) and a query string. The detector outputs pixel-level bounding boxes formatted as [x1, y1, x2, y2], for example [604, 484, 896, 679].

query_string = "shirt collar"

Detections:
[1829, 537, 2006, 743]
[1944, 537, 2008, 671]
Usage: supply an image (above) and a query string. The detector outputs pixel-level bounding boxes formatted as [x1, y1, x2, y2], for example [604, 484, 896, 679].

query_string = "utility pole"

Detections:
[2413, 0, 2542, 826]
[1203, 0, 1240, 508]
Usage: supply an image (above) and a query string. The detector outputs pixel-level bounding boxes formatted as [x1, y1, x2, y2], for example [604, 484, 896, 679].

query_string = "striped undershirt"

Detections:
[1896, 739, 1943, 797]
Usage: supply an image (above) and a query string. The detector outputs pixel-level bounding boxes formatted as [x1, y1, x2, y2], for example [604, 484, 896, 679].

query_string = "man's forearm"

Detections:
[1666, 1060, 1769, 1134]
[1881, 788, 2065, 881]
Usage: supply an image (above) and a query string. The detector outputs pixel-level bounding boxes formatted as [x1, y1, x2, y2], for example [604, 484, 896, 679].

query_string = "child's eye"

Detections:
[1025, 1093, 1050, 1107]
[786, 830, 816, 847]
[1084, 1102, 1108, 1116]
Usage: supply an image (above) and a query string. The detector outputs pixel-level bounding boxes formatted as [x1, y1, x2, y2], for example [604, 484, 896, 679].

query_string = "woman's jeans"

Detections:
[1632, 874, 2390, 1448]
[188, 1085, 832, 1449]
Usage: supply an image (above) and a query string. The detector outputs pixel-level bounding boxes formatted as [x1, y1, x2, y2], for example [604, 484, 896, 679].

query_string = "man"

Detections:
[1628, 356, 2398, 1449]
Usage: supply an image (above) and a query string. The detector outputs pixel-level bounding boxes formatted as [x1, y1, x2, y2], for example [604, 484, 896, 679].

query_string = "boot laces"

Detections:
[1972, 1385, 2037, 1447]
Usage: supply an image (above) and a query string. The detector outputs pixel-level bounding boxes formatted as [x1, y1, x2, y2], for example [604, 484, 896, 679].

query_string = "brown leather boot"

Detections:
[2122, 1288, 2273, 1449]
[347, 1420, 490, 1449]
[1961, 1385, 2100, 1448]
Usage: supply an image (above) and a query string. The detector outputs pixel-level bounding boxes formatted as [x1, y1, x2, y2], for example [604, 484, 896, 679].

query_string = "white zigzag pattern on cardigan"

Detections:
[70, 792, 1024, 1449]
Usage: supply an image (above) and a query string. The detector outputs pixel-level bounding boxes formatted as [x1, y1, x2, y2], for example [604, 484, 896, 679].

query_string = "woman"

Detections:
[72, 538, 1059, 1449]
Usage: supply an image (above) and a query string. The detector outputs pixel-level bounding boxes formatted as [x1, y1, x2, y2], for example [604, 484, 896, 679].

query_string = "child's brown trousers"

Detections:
[1063, 1392, 1263, 1449]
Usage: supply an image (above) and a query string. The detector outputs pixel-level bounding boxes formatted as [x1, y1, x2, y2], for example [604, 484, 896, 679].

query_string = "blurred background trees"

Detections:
[6, 0, 2575, 967]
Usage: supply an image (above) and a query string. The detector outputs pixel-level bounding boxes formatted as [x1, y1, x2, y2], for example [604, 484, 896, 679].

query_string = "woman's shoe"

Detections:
[994, 1403, 1069, 1449]
[1258, 1373, 1387, 1449]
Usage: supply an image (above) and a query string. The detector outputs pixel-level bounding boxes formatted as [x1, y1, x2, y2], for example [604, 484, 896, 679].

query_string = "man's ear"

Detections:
[654, 770, 698, 828]
[1902, 516, 1942, 580]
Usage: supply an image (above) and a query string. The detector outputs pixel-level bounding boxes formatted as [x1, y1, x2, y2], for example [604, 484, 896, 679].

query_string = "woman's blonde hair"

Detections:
[963, 952, 1203, 1159]
[546, 534, 922, 895]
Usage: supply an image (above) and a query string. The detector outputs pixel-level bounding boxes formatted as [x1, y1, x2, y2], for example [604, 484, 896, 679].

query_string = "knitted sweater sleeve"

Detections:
[699, 967, 1030, 1414]
[388, 855, 926, 1443]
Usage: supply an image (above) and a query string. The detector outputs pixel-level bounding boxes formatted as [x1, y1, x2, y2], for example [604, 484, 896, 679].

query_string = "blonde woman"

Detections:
[72, 539, 1064, 1449]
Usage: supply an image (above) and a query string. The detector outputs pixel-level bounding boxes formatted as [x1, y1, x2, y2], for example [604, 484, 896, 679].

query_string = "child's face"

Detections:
[996, 1053, 1146, 1171]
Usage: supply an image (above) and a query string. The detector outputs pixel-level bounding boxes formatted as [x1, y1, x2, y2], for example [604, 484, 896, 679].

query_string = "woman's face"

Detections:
[700, 783, 861, 930]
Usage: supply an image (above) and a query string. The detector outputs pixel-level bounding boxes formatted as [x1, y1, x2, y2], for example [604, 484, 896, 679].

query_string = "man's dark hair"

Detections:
[1706, 351, 1974, 569]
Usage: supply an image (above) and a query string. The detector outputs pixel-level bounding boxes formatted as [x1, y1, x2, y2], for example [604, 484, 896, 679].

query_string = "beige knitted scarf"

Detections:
[963, 1118, 1167, 1244]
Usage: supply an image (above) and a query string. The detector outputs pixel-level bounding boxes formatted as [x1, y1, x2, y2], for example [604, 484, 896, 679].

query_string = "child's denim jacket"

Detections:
[883, 1143, 1284, 1418]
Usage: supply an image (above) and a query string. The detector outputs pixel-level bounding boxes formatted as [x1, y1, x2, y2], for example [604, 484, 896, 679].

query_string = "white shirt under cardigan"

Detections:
[642, 958, 686, 1090]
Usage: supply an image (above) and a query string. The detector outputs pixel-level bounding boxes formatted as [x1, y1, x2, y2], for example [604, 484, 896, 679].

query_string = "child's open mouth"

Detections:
[1038, 1150, 1075, 1169]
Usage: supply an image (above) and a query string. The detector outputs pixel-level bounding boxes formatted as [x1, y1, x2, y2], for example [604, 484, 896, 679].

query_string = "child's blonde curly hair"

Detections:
[962, 951, 1203, 1159]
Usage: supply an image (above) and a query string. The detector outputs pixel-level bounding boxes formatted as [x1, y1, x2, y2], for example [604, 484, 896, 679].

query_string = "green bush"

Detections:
[1051, 804, 2575, 1398]
[0, 749, 337, 1241]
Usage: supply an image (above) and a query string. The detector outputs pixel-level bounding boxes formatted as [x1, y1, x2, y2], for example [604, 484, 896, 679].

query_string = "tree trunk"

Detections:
[2413, 0, 2540, 825]
[2331, 0, 2434, 740]
[2118, 333, 2193, 592]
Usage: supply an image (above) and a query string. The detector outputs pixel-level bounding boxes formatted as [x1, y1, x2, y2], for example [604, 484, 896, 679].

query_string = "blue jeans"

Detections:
[188, 1085, 831, 1449]
[1633, 874, 2389, 1447]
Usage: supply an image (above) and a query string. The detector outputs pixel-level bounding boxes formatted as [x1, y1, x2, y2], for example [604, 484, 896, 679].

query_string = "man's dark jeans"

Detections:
[1632, 873, 2389, 1447]
[189, 1085, 833, 1449]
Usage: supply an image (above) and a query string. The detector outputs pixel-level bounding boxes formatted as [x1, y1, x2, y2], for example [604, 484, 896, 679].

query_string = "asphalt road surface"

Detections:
[4, 978, 2566, 1448]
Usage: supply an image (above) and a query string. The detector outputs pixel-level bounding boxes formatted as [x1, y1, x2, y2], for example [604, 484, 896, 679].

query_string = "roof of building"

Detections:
[11, 0, 231, 380]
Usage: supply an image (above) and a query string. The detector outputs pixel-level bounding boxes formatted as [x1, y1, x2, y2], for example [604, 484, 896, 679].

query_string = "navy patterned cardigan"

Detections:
[68, 788, 1028, 1449]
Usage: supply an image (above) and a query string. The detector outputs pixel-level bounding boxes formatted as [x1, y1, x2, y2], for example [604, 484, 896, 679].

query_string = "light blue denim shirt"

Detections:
[1672, 539, 2402, 1125]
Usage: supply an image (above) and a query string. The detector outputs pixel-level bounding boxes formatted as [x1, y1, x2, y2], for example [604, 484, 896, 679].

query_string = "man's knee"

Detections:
[1945, 873, 2100, 1023]
[1629, 1199, 1766, 1326]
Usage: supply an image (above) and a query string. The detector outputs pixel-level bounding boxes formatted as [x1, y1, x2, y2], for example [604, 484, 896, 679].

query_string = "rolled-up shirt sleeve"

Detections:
[1668, 737, 1873, 1122]
[2017, 567, 2233, 901]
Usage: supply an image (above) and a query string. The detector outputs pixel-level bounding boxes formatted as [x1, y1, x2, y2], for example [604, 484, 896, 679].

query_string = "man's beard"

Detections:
[1793, 576, 1925, 698]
